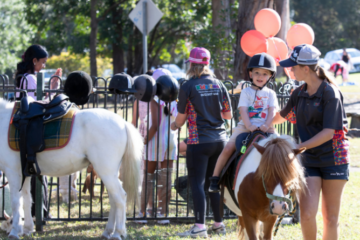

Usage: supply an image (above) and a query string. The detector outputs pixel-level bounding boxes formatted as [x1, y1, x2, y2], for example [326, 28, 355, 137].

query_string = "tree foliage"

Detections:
[45, 52, 112, 77]
[24, 0, 213, 76]
[291, 0, 360, 55]
[0, 0, 34, 74]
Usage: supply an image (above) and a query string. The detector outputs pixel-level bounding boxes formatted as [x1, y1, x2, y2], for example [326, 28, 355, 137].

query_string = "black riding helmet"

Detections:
[247, 53, 277, 90]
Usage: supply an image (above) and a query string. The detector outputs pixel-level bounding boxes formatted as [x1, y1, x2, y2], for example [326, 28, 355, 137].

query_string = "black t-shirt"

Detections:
[177, 75, 232, 144]
[342, 55, 349, 63]
[280, 81, 349, 167]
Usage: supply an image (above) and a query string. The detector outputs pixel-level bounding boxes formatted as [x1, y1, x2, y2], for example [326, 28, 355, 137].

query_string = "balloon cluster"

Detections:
[240, 8, 315, 80]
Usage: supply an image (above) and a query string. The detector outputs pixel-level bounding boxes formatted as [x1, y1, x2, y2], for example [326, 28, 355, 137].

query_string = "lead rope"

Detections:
[273, 195, 297, 237]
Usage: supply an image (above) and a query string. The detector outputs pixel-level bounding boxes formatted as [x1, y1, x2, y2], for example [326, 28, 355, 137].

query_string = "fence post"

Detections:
[35, 72, 44, 231]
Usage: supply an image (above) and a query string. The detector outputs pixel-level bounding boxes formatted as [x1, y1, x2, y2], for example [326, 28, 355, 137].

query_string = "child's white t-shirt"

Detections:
[237, 86, 278, 127]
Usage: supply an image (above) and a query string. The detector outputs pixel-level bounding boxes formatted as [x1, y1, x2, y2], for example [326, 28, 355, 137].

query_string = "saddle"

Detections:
[12, 93, 73, 187]
[219, 130, 268, 216]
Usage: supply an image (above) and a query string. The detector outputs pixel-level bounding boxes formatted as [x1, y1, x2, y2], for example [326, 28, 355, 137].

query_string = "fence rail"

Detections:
[0, 74, 299, 225]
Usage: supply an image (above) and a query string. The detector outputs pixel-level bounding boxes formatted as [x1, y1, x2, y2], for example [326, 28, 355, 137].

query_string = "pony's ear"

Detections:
[253, 143, 266, 155]
[3, 210, 9, 220]
[293, 147, 306, 155]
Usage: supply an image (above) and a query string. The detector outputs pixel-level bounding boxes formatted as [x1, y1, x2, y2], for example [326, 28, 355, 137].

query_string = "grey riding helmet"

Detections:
[247, 53, 277, 82]
[133, 74, 157, 102]
[108, 73, 136, 94]
[156, 75, 179, 102]
[64, 71, 93, 105]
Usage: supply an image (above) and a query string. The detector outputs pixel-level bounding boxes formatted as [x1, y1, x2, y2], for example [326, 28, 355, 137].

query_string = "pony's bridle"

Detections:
[262, 175, 293, 215]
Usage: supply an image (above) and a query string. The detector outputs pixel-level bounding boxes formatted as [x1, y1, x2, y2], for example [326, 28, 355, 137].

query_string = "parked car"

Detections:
[318, 58, 330, 70]
[324, 48, 360, 73]
[40, 69, 58, 83]
[161, 64, 186, 80]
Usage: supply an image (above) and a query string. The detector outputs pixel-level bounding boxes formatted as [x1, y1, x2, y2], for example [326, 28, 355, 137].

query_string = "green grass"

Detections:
[1, 170, 359, 239]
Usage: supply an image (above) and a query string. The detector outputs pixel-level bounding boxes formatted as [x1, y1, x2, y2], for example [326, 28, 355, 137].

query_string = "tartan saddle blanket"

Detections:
[8, 101, 78, 151]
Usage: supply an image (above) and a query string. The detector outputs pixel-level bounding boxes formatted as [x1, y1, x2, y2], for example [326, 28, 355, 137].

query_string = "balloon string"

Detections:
[270, 37, 293, 82]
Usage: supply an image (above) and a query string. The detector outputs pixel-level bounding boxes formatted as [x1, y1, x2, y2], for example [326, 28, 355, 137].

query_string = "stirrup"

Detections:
[24, 162, 41, 177]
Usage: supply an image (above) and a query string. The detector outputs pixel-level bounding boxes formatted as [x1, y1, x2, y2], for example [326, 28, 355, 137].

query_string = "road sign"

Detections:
[129, 0, 163, 35]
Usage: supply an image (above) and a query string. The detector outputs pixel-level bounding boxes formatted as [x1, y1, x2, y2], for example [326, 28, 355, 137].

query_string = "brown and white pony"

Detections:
[224, 134, 306, 240]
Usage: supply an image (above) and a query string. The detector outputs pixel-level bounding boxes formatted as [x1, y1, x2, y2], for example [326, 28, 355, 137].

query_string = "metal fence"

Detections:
[0, 73, 299, 225]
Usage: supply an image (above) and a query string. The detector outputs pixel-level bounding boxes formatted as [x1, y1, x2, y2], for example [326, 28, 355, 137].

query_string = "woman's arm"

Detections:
[171, 113, 187, 130]
[131, 100, 138, 127]
[272, 112, 287, 125]
[298, 128, 335, 149]
[221, 111, 233, 120]
[144, 100, 159, 144]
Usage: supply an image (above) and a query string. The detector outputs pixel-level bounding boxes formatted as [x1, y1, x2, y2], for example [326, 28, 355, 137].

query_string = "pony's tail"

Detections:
[121, 121, 144, 208]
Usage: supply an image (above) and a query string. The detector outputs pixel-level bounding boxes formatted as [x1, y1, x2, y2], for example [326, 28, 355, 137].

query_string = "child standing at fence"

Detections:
[209, 53, 279, 192]
[135, 68, 178, 225]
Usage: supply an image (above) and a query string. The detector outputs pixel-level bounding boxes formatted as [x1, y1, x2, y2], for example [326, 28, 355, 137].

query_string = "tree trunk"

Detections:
[234, 0, 275, 81]
[275, 0, 290, 78]
[90, 0, 98, 77]
[127, 26, 134, 76]
[274, 0, 290, 41]
[134, 29, 143, 74]
[112, 6, 124, 75]
[212, 0, 232, 80]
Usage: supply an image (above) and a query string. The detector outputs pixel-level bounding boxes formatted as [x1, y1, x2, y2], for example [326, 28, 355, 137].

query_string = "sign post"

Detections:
[129, 0, 163, 74]
[142, 1, 148, 74]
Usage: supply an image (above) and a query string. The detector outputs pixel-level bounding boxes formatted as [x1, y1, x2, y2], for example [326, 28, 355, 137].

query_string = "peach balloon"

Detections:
[240, 30, 268, 57]
[286, 23, 315, 49]
[267, 37, 288, 66]
[254, 8, 281, 38]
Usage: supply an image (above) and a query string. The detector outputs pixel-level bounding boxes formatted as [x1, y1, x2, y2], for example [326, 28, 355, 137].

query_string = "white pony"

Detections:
[0, 98, 143, 240]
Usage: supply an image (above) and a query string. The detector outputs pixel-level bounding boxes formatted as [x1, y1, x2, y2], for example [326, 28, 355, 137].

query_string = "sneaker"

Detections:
[156, 213, 170, 225]
[210, 223, 226, 235]
[134, 212, 148, 224]
[208, 177, 220, 193]
[177, 225, 208, 238]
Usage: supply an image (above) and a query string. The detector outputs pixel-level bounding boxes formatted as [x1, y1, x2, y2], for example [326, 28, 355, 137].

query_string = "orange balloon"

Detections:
[240, 30, 268, 57]
[286, 23, 315, 49]
[254, 8, 281, 38]
[267, 37, 288, 66]
[284, 67, 296, 80]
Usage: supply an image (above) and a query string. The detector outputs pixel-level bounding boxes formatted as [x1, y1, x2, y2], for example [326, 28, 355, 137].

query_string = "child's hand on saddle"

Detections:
[247, 124, 258, 132]
[259, 124, 269, 133]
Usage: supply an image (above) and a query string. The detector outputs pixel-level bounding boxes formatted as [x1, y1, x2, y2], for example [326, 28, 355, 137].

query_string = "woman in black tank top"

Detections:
[342, 48, 350, 63]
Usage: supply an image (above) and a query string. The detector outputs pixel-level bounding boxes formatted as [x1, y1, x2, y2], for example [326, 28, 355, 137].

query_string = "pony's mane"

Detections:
[256, 135, 306, 193]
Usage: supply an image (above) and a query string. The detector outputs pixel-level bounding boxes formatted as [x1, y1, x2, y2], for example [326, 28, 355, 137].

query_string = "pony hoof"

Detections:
[101, 234, 111, 239]
[8, 234, 20, 239]
[23, 231, 34, 236]
[110, 237, 122, 240]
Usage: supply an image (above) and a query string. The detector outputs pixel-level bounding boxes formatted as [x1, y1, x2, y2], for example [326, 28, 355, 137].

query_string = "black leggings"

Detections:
[186, 141, 226, 224]
[334, 64, 344, 78]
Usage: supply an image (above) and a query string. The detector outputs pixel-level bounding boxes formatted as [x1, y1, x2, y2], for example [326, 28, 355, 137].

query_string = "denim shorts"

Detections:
[304, 164, 349, 181]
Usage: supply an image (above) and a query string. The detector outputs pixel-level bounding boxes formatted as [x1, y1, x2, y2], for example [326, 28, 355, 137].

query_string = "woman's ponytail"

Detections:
[308, 64, 338, 87]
